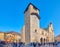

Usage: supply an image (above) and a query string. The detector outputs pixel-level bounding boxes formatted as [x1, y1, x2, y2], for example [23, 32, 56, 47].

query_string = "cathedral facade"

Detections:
[21, 3, 54, 44]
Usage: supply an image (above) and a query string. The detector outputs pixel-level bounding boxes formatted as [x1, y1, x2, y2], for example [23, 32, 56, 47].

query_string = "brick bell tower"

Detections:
[24, 3, 40, 44]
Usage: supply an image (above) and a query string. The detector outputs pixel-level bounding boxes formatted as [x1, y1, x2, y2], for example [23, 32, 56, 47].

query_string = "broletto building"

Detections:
[21, 3, 54, 44]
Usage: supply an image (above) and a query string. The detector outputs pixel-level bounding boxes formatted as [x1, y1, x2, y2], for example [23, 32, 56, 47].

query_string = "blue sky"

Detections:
[0, 0, 60, 36]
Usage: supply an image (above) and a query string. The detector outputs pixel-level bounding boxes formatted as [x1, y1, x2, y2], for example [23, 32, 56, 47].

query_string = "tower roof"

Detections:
[50, 22, 52, 24]
[24, 3, 40, 13]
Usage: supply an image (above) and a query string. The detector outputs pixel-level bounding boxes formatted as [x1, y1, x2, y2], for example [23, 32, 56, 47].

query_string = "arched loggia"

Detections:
[40, 38, 43, 44]
[44, 38, 45, 43]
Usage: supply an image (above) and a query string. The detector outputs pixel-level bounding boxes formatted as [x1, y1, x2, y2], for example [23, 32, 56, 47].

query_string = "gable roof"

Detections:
[24, 3, 40, 13]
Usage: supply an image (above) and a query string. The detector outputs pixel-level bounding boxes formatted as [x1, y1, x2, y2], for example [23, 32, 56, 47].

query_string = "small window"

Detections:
[35, 29, 37, 32]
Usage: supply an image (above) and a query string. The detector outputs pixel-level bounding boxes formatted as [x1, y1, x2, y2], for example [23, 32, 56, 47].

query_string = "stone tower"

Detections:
[48, 22, 54, 42]
[24, 3, 40, 44]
